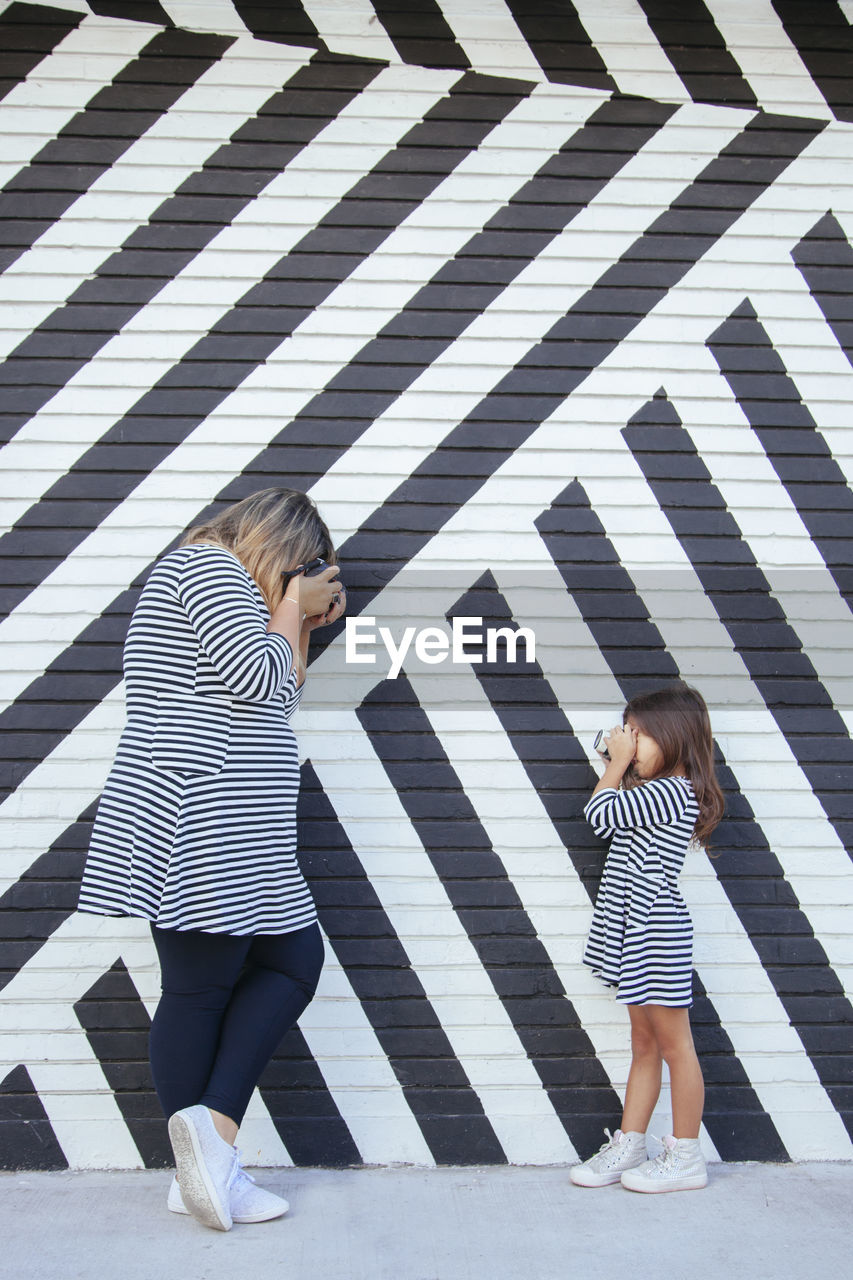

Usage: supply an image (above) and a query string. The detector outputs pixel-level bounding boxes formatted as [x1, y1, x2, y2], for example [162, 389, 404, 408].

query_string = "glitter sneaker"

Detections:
[569, 1128, 648, 1187]
[168, 1156, 289, 1224]
[167, 1104, 240, 1231]
[620, 1135, 708, 1193]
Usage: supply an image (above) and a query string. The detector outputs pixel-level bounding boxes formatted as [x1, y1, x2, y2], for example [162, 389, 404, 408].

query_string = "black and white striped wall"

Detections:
[1, 0, 852, 1170]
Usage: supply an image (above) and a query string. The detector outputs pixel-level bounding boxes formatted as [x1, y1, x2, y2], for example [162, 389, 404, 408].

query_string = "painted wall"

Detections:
[1, 0, 852, 1170]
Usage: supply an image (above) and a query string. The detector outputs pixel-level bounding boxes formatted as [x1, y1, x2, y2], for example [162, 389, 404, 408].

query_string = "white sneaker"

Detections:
[167, 1105, 240, 1231]
[168, 1158, 289, 1224]
[620, 1135, 708, 1193]
[569, 1129, 648, 1187]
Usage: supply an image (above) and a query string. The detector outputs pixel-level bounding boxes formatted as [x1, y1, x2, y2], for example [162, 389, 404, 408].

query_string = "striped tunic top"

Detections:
[78, 543, 317, 936]
[582, 776, 699, 1007]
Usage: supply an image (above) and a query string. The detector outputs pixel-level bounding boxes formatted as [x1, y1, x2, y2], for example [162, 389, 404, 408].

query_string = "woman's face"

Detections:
[625, 715, 664, 779]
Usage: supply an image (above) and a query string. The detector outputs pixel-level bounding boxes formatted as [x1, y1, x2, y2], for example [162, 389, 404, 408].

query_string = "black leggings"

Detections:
[149, 921, 324, 1126]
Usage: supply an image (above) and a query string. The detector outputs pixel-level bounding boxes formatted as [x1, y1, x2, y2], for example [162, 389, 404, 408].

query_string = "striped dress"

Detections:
[78, 543, 317, 936]
[582, 776, 699, 1007]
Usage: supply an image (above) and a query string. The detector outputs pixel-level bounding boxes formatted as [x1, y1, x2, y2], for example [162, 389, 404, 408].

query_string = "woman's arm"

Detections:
[179, 546, 296, 702]
[268, 570, 346, 689]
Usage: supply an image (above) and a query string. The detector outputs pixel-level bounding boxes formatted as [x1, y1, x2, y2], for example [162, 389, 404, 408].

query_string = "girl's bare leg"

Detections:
[620, 1005, 662, 1133]
[646, 1005, 704, 1138]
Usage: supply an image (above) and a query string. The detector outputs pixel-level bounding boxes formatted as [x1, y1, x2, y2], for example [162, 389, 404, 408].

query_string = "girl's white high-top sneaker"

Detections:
[620, 1135, 708, 1193]
[569, 1128, 648, 1187]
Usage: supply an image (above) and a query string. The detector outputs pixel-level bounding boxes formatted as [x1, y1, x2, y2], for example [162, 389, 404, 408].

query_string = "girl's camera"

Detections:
[593, 730, 610, 761]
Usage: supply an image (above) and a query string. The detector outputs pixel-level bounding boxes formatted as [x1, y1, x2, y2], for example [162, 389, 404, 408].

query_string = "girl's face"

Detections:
[625, 715, 664, 779]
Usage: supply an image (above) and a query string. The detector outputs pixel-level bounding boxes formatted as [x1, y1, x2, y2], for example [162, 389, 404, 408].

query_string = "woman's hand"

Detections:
[282, 564, 342, 619]
[303, 583, 346, 632]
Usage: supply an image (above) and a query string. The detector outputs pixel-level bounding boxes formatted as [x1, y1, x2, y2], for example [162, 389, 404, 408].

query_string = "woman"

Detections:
[78, 489, 345, 1231]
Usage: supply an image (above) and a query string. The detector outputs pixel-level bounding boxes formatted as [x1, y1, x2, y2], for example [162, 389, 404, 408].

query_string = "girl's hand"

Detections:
[589, 723, 637, 799]
[604, 724, 637, 768]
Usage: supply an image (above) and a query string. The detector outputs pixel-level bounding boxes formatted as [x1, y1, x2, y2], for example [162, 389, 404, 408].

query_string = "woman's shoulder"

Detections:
[171, 543, 248, 578]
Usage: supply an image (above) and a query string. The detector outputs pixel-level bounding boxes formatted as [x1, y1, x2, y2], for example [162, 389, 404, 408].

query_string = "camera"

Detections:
[593, 729, 610, 761]
[281, 558, 344, 605]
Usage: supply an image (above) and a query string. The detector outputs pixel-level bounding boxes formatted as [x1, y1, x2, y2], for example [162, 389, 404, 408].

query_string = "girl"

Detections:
[570, 683, 724, 1193]
[78, 489, 345, 1230]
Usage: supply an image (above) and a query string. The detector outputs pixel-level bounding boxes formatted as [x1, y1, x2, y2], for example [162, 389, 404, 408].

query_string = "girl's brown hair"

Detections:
[181, 488, 334, 612]
[623, 682, 724, 848]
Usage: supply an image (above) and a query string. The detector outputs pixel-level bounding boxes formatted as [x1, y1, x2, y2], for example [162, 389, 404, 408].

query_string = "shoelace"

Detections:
[232, 1148, 255, 1188]
[650, 1136, 678, 1170]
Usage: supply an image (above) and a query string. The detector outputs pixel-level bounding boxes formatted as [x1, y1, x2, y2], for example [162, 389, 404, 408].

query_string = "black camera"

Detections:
[281, 558, 344, 605]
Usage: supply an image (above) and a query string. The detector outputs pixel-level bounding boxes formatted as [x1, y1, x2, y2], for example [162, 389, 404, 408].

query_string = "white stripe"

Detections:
[705, 0, 833, 118]
[326, 493, 851, 1159]
[435, 0, 545, 81]
[0, 80, 597, 681]
[0, 915, 148, 1169]
[406, 659, 723, 1159]
[472, 384, 853, 1015]
[300, 0, 402, 62]
[0, 86, 599, 883]
[302, 710, 577, 1164]
[571, 0, 690, 102]
[0, 906, 430, 1168]
[0, 62, 455, 538]
[0, 39, 311, 363]
[298, 948, 435, 1165]
[665, 345, 853, 739]
[160, 0, 251, 37]
[0, 14, 159, 189]
[311, 102, 749, 535]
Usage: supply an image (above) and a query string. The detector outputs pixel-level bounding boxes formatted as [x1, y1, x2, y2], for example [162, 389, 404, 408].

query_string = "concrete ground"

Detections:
[2, 1163, 850, 1280]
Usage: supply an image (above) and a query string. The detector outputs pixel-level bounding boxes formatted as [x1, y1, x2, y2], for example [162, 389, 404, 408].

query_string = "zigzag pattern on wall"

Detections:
[1, 0, 852, 1169]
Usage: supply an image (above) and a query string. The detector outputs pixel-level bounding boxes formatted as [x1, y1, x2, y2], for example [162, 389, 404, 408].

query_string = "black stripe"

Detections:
[708, 298, 853, 609]
[624, 394, 853, 860]
[239, 95, 675, 495]
[503, 0, 615, 91]
[0, 72, 527, 620]
[0, 1065, 69, 1170]
[0, 54, 384, 450]
[0, 27, 234, 275]
[315, 112, 823, 638]
[771, 0, 853, 123]
[258, 1024, 363, 1166]
[0, 3, 83, 104]
[0, 115, 822, 801]
[358, 671, 625, 1160]
[0, 52, 384, 448]
[233, 0, 323, 50]
[0, 94, 664, 811]
[622, 398, 853, 1141]
[0, 810, 92, 991]
[88, 0, 173, 24]
[74, 960, 172, 1168]
[634, 0, 758, 107]
[534, 479, 792, 1160]
[792, 212, 853, 371]
[370, 0, 469, 70]
[299, 763, 506, 1164]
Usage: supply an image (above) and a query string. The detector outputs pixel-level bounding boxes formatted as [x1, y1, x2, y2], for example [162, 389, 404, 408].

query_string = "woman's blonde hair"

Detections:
[181, 488, 335, 611]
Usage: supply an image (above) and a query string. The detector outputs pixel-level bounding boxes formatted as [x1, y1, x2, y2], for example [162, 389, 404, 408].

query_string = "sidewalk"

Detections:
[3, 1163, 849, 1280]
